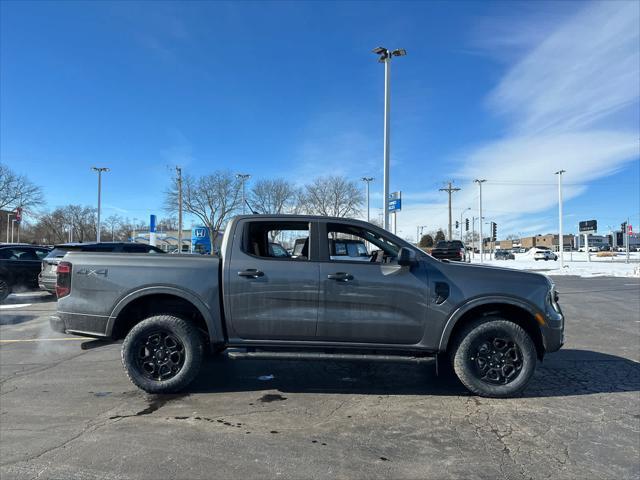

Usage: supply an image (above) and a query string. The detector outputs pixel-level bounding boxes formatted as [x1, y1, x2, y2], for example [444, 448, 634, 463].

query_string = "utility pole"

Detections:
[361, 177, 374, 222]
[439, 181, 461, 241]
[91, 167, 110, 243]
[416, 225, 427, 245]
[474, 179, 486, 262]
[555, 170, 566, 268]
[372, 47, 406, 231]
[176, 167, 183, 253]
[236, 173, 251, 215]
[11, 220, 16, 243]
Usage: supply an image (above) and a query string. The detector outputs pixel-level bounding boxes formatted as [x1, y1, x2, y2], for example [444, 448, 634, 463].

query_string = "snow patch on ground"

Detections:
[469, 251, 640, 278]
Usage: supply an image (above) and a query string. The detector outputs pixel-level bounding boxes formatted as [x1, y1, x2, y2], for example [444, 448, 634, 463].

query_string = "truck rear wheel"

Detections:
[121, 315, 203, 393]
[450, 317, 537, 398]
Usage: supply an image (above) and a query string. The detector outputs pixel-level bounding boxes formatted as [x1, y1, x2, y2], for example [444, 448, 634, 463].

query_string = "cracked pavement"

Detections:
[0, 276, 639, 479]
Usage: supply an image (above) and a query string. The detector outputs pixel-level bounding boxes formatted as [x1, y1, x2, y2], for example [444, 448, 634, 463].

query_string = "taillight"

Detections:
[56, 261, 72, 298]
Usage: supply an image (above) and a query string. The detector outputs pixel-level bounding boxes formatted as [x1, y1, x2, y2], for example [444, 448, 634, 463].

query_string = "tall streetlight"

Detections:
[372, 46, 406, 231]
[555, 170, 566, 268]
[92, 167, 110, 243]
[460, 207, 471, 241]
[361, 177, 374, 222]
[474, 179, 486, 262]
[236, 173, 251, 215]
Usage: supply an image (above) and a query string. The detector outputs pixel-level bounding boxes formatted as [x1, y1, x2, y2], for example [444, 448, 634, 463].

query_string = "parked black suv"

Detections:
[0, 244, 52, 301]
[39, 242, 164, 293]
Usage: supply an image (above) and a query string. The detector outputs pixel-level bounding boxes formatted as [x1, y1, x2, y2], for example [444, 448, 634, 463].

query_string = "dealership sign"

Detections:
[388, 191, 401, 212]
[579, 220, 597, 234]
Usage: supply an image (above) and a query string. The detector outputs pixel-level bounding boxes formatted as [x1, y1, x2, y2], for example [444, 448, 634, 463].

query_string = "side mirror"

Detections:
[397, 247, 417, 267]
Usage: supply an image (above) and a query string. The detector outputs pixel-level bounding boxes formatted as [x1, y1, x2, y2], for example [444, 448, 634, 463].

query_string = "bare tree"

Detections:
[165, 171, 242, 252]
[0, 163, 44, 212]
[104, 214, 123, 241]
[301, 176, 363, 217]
[249, 178, 300, 215]
[158, 217, 179, 232]
[24, 205, 96, 244]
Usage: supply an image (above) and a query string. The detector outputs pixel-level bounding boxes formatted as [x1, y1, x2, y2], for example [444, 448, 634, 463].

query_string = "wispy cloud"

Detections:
[398, 1, 639, 238]
[290, 112, 379, 185]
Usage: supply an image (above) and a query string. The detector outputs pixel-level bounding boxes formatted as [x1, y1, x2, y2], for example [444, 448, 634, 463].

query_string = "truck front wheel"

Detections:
[450, 318, 537, 398]
[121, 315, 204, 393]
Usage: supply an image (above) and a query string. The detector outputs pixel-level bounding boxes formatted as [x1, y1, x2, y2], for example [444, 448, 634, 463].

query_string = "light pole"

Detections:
[236, 173, 251, 215]
[92, 167, 110, 242]
[460, 207, 470, 241]
[372, 46, 406, 231]
[6, 212, 13, 243]
[474, 179, 486, 262]
[361, 177, 374, 222]
[555, 170, 566, 268]
[176, 166, 183, 252]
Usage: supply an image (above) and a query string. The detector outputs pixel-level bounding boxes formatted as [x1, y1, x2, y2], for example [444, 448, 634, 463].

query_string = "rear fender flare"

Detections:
[438, 295, 543, 352]
[105, 286, 223, 344]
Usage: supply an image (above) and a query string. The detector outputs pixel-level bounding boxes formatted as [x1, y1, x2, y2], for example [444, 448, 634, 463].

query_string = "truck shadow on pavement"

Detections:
[186, 349, 639, 399]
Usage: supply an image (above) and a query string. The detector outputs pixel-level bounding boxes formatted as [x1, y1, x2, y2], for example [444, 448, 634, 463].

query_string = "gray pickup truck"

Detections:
[50, 215, 564, 398]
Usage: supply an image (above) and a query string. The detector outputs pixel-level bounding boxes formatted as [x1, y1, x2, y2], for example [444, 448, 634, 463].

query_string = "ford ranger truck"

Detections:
[50, 215, 564, 398]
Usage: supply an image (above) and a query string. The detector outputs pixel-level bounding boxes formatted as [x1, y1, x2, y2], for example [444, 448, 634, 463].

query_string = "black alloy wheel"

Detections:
[468, 335, 523, 385]
[134, 330, 186, 381]
[121, 315, 204, 393]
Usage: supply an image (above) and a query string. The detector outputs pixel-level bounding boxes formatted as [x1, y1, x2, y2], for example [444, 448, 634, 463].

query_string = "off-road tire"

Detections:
[122, 315, 204, 393]
[450, 317, 537, 398]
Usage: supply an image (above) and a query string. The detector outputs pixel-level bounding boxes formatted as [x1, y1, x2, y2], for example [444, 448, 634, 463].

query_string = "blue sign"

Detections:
[388, 199, 401, 212]
[191, 227, 211, 254]
[149, 215, 157, 233]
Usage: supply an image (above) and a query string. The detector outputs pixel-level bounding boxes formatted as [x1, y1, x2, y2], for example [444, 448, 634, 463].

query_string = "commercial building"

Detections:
[484, 233, 575, 251]
[573, 234, 610, 249]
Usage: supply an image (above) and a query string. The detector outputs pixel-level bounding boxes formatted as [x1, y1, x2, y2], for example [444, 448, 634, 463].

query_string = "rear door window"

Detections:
[244, 222, 310, 260]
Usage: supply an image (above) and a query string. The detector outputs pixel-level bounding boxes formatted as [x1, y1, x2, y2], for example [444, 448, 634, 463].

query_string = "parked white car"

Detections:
[534, 250, 558, 261]
[578, 246, 599, 252]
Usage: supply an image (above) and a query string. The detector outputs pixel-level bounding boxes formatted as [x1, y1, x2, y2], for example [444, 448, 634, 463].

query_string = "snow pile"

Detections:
[469, 252, 640, 278]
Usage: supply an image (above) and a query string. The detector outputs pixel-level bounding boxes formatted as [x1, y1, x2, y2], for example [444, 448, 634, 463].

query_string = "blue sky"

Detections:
[1, 0, 638, 239]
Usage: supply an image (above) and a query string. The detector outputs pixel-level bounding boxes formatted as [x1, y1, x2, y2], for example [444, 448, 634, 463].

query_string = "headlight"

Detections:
[548, 287, 561, 313]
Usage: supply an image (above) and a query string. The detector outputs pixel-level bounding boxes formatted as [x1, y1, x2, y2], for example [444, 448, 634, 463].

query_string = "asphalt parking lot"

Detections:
[1, 276, 639, 480]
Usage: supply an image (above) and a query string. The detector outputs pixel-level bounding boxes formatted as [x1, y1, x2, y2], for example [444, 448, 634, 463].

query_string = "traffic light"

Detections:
[455, 221, 459, 230]
[465, 218, 469, 231]
[491, 222, 497, 241]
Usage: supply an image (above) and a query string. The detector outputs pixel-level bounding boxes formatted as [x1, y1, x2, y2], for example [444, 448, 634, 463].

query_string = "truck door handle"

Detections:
[327, 272, 354, 282]
[238, 269, 264, 278]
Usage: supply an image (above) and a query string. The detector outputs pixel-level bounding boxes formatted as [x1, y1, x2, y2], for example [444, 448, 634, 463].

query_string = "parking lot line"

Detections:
[0, 338, 85, 344]
[0, 304, 33, 310]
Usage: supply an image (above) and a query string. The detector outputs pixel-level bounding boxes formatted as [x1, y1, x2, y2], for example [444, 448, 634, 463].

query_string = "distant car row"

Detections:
[0, 242, 164, 302]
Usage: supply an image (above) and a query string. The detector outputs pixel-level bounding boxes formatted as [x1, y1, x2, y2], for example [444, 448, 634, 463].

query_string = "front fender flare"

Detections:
[105, 285, 224, 344]
[437, 295, 544, 352]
